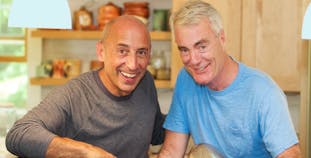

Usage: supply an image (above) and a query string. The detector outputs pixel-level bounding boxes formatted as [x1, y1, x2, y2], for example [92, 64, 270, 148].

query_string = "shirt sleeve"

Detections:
[151, 107, 166, 145]
[5, 85, 72, 158]
[259, 87, 298, 157]
[142, 71, 166, 145]
[163, 69, 190, 134]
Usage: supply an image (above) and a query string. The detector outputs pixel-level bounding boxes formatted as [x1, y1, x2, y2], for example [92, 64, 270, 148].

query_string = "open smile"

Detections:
[193, 63, 210, 74]
[120, 71, 137, 78]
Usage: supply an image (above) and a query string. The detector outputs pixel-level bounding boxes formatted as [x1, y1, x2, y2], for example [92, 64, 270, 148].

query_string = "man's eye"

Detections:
[199, 45, 206, 50]
[179, 48, 189, 55]
[137, 50, 147, 56]
[197, 44, 209, 53]
[118, 49, 128, 54]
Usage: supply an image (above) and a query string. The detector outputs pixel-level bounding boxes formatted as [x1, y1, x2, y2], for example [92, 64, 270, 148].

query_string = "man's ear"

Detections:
[218, 29, 226, 45]
[96, 41, 105, 61]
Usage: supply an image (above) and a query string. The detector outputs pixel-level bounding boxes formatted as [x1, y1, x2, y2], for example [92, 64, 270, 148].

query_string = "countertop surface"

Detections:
[0, 137, 16, 158]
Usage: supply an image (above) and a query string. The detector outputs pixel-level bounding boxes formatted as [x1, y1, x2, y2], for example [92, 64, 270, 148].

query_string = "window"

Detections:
[0, 0, 27, 108]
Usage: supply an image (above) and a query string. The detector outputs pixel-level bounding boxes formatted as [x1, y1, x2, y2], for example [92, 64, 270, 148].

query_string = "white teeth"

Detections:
[121, 71, 136, 78]
[196, 66, 205, 72]
[199, 64, 209, 71]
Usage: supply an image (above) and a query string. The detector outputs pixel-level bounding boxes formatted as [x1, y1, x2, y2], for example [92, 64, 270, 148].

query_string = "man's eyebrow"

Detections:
[137, 48, 149, 51]
[177, 46, 188, 50]
[194, 39, 208, 47]
[117, 43, 129, 47]
[117, 43, 149, 52]
[177, 39, 209, 50]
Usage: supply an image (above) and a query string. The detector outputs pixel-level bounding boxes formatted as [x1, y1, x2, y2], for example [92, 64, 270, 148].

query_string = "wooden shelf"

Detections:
[30, 77, 171, 88]
[154, 79, 171, 88]
[31, 30, 171, 41]
[30, 77, 70, 86]
[30, 29, 172, 88]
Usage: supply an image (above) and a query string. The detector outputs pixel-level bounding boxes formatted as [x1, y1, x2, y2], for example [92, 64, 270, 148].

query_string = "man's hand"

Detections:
[46, 136, 116, 158]
[157, 130, 189, 158]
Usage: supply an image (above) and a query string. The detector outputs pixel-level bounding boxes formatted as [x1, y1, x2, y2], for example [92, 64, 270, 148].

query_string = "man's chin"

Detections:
[119, 84, 137, 95]
[193, 76, 209, 85]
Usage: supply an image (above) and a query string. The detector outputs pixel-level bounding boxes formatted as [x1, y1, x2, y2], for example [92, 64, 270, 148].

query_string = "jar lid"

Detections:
[124, 2, 149, 8]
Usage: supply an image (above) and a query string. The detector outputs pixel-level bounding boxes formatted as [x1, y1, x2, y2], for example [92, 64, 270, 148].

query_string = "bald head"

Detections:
[102, 15, 150, 43]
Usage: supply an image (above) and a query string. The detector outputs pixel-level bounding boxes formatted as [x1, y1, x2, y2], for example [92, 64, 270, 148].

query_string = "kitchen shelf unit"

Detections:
[30, 29, 172, 88]
[31, 30, 171, 40]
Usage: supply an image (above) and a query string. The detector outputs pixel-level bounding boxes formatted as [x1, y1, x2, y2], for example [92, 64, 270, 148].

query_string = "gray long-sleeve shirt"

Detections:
[6, 70, 165, 158]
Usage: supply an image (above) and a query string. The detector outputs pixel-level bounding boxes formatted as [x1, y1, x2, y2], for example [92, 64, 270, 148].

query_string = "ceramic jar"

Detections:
[123, 2, 149, 19]
[97, 2, 121, 30]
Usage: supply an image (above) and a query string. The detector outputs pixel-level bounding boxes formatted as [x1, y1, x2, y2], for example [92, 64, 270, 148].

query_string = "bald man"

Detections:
[6, 16, 165, 158]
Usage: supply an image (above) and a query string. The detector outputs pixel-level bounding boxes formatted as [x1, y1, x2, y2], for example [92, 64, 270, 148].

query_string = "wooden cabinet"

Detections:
[241, 0, 304, 92]
[30, 30, 171, 40]
[29, 30, 172, 88]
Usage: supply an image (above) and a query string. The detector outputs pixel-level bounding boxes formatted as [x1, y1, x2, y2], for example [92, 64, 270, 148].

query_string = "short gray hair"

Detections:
[170, 0, 223, 36]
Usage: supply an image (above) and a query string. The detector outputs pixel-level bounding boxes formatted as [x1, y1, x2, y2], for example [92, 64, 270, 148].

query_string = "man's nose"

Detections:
[189, 50, 201, 65]
[126, 54, 138, 70]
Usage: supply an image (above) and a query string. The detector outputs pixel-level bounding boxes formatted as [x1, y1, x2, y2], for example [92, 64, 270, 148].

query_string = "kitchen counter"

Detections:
[0, 137, 16, 158]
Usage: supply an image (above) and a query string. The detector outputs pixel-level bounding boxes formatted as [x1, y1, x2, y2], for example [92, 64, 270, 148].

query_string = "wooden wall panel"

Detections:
[300, 0, 311, 155]
[170, 0, 188, 87]
[202, 0, 242, 60]
[242, 0, 303, 92]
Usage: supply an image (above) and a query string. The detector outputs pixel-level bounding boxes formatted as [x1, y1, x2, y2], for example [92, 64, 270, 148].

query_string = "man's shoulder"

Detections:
[239, 63, 284, 100]
[67, 71, 95, 83]
[57, 71, 98, 92]
[240, 63, 278, 88]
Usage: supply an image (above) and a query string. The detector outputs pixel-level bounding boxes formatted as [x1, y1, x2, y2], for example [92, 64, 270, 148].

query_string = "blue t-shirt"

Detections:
[163, 63, 298, 158]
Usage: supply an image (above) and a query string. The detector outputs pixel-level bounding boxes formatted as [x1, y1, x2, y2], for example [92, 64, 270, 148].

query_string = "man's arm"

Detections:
[46, 136, 116, 158]
[276, 144, 301, 158]
[158, 130, 189, 158]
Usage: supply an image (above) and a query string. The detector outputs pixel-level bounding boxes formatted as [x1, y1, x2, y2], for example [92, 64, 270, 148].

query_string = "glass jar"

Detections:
[152, 9, 169, 31]
[151, 50, 166, 70]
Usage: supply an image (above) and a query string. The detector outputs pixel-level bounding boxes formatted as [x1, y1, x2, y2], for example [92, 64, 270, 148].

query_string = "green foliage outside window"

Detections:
[0, 0, 27, 108]
[0, 40, 24, 56]
[0, 63, 27, 107]
[0, 0, 24, 36]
